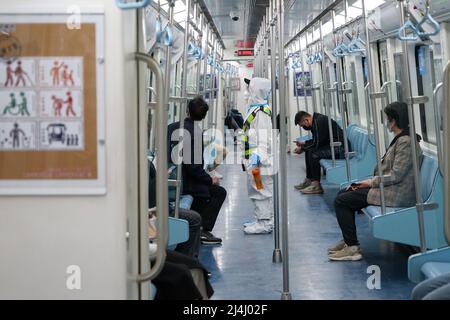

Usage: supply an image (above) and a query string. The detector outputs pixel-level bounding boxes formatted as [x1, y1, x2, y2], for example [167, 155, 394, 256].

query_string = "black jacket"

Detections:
[303, 112, 351, 152]
[168, 119, 213, 199]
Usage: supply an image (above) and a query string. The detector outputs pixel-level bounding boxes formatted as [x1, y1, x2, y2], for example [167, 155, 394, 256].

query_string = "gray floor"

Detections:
[199, 146, 416, 300]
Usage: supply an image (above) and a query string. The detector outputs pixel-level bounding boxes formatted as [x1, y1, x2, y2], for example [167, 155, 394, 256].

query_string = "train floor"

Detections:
[198, 145, 417, 300]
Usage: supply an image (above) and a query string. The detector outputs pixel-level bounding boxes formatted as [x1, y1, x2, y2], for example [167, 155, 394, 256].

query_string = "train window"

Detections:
[414, 45, 437, 145]
[393, 53, 404, 102]
[349, 61, 360, 123]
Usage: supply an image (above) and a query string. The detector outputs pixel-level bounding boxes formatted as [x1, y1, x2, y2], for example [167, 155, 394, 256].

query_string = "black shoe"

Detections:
[201, 231, 222, 245]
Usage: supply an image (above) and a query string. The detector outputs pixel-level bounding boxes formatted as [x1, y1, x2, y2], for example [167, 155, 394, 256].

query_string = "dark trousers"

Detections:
[175, 208, 202, 259]
[191, 185, 227, 232]
[305, 146, 345, 181]
[334, 188, 370, 246]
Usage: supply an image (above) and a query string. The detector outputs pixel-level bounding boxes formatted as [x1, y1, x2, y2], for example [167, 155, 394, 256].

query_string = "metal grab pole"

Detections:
[174, 0, 192, 220]
[442, 59, 450, 245]
[270, 0, 282, 263]
[433, 82, 443, 175]
[380, 81, 393, 149]
[362, 0, 386, 215]
[320, 20, 337, 167]
[202, 27, 209, 97]
[164, 1, 178, 217]
[208, 39, 216, 129]
[364, 82, 376, 145]
[398, 0, 427, 252]
[135, 53, 168, 283]
[332, 11, 351, 182]
[301, 39, 310, 114]
[277, 0, 292, 300]
[306, 32, 317, 114]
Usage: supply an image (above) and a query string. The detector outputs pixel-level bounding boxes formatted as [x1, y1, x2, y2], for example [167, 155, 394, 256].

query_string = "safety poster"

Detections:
[0, 16, 105, 193]
[0, 57, 84, 151]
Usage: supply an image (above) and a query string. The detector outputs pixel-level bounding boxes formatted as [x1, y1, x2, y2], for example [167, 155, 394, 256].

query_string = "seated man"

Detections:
[168, 96, 227, 245]
[293, 111, 349, 194]
[329, 102, 422, 261]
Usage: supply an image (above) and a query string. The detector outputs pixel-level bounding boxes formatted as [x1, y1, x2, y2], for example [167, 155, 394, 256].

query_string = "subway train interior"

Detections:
[1, 0, 450, 301]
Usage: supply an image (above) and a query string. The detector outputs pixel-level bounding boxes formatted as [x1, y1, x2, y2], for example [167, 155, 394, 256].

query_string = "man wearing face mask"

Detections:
[293, 111, 349, 194]
[241, 77, 275, 234]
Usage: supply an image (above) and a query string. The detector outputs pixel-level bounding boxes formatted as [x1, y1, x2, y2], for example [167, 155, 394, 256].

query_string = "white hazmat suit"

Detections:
[242, 78, 274, 234]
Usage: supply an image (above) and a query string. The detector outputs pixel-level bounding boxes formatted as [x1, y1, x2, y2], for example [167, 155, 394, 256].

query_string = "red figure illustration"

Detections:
[67, 70, 75, 86]
[65, 91, 76, 117]
[52, 95, 64, 117]
[50, 61, 64, 86]
[4, 61, 14, 87]
[62, 65, 75, 87]
[14, 61, 27, 87]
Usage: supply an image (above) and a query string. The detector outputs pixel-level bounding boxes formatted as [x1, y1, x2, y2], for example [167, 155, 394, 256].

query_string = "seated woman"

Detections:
[329, 101, 422, 261]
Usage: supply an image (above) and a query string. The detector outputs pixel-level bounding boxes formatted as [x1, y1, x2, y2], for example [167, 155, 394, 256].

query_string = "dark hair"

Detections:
[384, 102, 409, 130]
[188, 96, 209, 121]
[294, 111, 310, 126]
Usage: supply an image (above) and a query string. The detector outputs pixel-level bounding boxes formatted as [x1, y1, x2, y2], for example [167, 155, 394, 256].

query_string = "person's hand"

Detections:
[212, 176, 221, 186]
[357, 179, 372, 189]
[294, 147, 303, 155]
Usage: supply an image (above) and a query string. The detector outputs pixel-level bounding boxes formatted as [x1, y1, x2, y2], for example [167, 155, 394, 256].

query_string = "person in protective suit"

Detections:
[241, 78, 274, 234]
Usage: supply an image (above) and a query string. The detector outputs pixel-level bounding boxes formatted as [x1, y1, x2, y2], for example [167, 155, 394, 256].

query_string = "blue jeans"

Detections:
[411, 273, 450, 300]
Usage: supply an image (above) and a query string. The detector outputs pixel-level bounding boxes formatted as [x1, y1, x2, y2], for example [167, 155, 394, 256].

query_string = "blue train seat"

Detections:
[408, 247, 450, 283]
[167, 217, 189, 249]
[362, 154, 448, 249]
[320, 124, 376, 184]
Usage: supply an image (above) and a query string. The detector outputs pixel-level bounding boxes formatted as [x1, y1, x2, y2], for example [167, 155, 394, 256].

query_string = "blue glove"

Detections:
[249, 153, 261, 168]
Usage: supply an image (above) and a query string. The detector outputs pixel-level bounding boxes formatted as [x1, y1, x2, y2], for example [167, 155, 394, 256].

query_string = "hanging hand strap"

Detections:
[116, 0, 151, 10]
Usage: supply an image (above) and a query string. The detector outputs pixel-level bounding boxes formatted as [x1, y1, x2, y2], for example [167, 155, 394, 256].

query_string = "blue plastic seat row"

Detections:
[320, 124, 376, 184]
[362, 154, 448, 250]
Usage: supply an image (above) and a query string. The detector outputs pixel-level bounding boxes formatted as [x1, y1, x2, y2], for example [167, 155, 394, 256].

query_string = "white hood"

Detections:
[247, 77, 272, 106]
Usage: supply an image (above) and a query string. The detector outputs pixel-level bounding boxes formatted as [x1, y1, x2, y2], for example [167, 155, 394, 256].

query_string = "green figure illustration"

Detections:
[2, 93, 20, 116]
[19, 92, 30, 116]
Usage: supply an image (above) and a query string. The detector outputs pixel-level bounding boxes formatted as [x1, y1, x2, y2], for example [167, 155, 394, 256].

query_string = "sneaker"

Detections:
[328, 244, 363, 261]
[327, 239, 346, 254]
[201, 231, 222, 245]
[294, 180, 312, 190]
[300, 184, 324, 195]
[243, 220, 257, 228]
[244, 220, 273, 234]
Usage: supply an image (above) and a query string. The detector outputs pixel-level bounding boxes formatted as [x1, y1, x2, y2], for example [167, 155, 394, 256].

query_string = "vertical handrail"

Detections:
[332, 11, 351, 182]
[135, 52, 168, 283]
[442, 59, 450, 245]
[174, 0, 192, 220]
[433, 82, 443, 175]
[277, 0, 292, 300]
[398, 0, 427, 252]
[320, 20, 337, 168]
[380, 80, 393, 149]
[362, 0, 386, 215]
[270, 0, 282, 264]
[304, 36, 311, 114]
[164, 1, 176, 217]
[364, 82, 376, 145]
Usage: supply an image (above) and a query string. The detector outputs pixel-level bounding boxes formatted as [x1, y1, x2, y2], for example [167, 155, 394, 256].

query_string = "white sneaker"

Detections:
[243, 220, 257, 228]
[244, 220, 273, 234]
